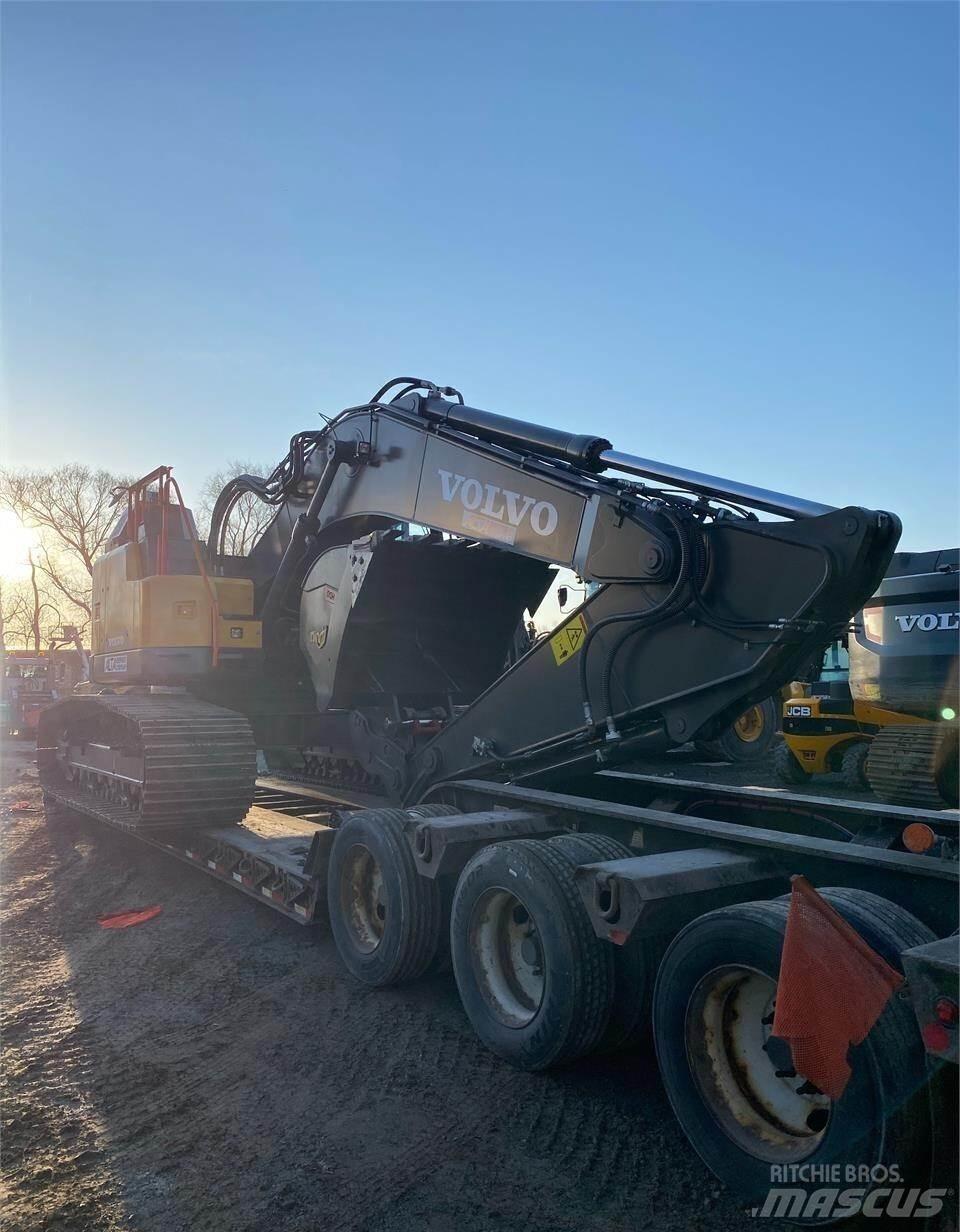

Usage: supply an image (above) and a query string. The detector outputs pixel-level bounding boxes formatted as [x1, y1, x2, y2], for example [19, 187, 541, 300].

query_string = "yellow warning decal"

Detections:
[550, 613, 588, 666]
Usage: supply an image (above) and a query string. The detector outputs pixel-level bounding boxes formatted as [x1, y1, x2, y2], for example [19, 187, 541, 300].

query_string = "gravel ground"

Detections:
[0, 738, 938, 1232]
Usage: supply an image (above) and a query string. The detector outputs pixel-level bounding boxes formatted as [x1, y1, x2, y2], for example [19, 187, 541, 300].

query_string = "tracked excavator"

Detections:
[39, 378, 901, 828]
[775, 550, 960, 806]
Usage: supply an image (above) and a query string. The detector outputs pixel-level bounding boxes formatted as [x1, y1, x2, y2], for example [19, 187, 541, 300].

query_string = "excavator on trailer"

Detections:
[40, 378, 900, 823]
[38, 379, 960, 1218]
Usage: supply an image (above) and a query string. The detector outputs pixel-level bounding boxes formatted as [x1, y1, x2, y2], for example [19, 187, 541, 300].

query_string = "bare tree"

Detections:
[0, 562, 64, 652]
[0, 464, 128, 626]
[28, 552, 41, 653]
[0, 582, 33, 651]
[197, 461, 275, 557]
[1, 465, 122, 571]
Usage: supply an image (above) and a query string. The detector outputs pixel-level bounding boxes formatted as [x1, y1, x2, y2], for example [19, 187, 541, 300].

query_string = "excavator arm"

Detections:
[211, 380, 900, 801]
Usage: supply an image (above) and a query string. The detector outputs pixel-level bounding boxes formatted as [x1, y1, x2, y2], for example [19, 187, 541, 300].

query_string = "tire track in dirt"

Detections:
[2, 758, 787, 1232]
[2, 791, 130, 1232]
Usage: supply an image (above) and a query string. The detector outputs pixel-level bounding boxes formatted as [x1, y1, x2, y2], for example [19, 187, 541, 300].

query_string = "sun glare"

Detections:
[0, 510, 39, 580]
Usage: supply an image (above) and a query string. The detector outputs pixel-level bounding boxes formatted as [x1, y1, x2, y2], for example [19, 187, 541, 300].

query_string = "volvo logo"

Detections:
[894, 611, 959, 633]
[437, 469, 559, 537]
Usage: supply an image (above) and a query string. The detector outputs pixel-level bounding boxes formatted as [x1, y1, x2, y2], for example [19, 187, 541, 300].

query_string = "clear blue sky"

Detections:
[2, 2, 957, 549]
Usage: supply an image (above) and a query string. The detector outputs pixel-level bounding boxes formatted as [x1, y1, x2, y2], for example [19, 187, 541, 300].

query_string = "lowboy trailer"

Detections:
[37, 378, 959, 1220]
[42, 763, 959, 1221]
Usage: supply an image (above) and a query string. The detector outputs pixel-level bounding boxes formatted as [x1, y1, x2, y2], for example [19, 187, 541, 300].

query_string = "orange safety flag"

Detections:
[772, 876, 903, 1101]
[97, 905, 163, 929]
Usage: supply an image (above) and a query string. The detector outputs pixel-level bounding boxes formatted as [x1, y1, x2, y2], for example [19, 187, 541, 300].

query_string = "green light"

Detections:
[942, 707, 957, 722]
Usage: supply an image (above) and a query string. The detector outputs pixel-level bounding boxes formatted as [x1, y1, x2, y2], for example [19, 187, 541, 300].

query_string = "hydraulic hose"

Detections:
[258, 439, 353, 634]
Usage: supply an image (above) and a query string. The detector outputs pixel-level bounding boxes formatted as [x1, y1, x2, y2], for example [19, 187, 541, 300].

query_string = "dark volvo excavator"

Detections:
[39, 378, 901, 827]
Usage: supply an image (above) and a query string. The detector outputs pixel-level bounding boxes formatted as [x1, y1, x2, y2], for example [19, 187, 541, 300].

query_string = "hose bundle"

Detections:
[207, 430, 324, 563]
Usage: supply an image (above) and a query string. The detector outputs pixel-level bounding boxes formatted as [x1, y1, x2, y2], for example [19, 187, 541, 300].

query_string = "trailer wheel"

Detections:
[840, 741, 870, 791]
[450, 838, 614, 1070]
[546, 832, 661, 1051]
[328, 808, 442, 986]
[653, 895, 940, 1212]
[695, 697, 779, 763]
[772, 740, 809, 785]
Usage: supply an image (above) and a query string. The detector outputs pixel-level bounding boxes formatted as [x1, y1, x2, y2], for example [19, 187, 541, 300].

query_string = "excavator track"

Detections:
[38, 693, 257, 831]
[865, 723, 960, 810]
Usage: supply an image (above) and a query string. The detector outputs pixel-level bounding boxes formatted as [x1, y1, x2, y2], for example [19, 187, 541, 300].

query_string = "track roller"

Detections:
[37, 693, 256, 831]
[866, 723, 959, 809]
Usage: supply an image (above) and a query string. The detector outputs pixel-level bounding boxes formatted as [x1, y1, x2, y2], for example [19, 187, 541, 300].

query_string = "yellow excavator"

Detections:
[774, 549, 959, 807]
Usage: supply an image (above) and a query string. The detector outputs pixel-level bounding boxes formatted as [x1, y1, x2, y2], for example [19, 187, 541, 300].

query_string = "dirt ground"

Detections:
[0, 738, 907, 1232]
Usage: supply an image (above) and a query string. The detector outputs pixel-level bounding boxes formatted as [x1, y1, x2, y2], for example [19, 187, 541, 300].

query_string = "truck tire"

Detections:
[450, 838, 614, 1071]
[773, 740, 809, 786]
[653, 894, 941, 1215]
[694, 697, 779, 763]
[840, 740, 871, 791]
[546, 832, 661, 1052]
[327, 807, 442, 986]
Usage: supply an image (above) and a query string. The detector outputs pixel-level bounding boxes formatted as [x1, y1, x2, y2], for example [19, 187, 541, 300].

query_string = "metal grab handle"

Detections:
[595, 874, 621, 923]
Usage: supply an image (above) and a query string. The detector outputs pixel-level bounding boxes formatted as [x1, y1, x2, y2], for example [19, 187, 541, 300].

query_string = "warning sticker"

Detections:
[549, 613, 588, 665]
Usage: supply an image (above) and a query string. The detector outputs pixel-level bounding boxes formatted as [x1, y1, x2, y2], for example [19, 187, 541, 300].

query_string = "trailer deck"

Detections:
[37, 761, 960, 1221]
[43, 768, 959, 931]
[42, 778, 349, 923]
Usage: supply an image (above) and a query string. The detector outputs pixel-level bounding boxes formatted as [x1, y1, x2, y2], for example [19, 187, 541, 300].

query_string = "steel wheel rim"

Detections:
[686, 965, 831, 1163]
[733, 705, 765, 744]
[469, 887, 545, 1028]
[340, 843, 387, 954]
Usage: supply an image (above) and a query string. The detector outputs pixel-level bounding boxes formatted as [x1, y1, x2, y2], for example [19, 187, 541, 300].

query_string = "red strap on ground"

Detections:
[772, 875, 903, 1100]
[97, 905, 163, 929]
